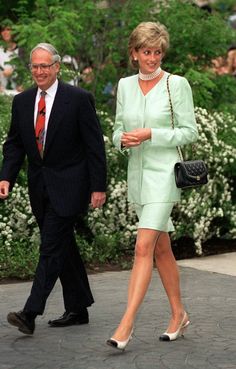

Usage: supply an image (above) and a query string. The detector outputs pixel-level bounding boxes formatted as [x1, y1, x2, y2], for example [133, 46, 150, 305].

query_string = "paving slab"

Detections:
[0, 254, 236, 369]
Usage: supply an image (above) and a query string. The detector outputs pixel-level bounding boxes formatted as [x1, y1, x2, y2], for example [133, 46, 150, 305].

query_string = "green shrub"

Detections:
[0, 183, 39, 279]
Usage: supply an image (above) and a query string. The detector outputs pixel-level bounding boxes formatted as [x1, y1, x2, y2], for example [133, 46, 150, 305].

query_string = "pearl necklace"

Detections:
[139, 67, 162, 81]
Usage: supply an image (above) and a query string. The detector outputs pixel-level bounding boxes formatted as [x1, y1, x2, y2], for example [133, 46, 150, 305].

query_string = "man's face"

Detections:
[30, 48, 60, 90]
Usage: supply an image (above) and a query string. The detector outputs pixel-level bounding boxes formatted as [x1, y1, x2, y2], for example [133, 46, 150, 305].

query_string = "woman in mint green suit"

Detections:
[107, 22, 198, 350]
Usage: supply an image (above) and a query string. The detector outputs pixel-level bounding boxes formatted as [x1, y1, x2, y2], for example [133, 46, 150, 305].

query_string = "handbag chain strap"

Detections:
[166, 74, 184, 162]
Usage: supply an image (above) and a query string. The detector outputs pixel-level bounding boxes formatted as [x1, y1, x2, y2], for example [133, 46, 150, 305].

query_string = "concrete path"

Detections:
[178, 252, 236, 276]
[0, 253, 236, 369]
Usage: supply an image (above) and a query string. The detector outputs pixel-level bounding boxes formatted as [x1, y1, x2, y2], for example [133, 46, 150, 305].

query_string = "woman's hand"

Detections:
[121, 128, 151, 148]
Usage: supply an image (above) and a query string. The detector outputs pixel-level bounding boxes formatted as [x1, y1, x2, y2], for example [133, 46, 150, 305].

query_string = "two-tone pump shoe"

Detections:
[159, 312, 190, 341]
[106, 328, 133, 351]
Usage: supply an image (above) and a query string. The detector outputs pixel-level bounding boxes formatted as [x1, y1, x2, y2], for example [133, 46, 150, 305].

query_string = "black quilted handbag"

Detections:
[167, 75, 208, 189]
[174, 160, 208, 189]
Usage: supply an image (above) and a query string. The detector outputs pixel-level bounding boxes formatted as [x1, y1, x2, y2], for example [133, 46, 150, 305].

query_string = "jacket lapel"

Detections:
[21, 87, 39, 157]
[43, 81, 70, 157]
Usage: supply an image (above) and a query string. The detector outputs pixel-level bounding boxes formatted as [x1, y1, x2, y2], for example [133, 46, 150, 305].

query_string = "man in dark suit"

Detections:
[0, 43, 107, 335]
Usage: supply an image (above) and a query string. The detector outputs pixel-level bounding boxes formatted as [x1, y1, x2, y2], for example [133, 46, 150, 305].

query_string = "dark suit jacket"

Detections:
[0, 80, 107, 218]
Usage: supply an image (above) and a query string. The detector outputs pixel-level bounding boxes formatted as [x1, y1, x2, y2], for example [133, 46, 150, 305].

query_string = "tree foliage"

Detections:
[6, 0, 235, 112]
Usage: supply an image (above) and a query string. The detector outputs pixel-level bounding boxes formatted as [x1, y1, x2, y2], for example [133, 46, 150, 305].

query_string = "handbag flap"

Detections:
[178, 160, 208, 179]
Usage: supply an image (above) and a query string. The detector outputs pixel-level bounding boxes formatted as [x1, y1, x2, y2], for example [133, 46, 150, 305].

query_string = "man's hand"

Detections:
[90, 192, 106, 209]
[121, 128, 151, 148]
[0, 181, 10, 199]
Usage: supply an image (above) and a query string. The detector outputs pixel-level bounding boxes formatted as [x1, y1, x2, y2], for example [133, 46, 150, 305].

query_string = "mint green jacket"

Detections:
[113, 72, 199, 204]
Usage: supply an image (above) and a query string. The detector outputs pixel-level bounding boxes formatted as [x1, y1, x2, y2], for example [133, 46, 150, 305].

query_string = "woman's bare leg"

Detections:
[111, 228, 160, 341]
[154, 232, 188, 332]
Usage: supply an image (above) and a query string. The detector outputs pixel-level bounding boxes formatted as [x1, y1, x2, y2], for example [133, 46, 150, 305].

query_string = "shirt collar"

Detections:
[38, 79, 58, 97]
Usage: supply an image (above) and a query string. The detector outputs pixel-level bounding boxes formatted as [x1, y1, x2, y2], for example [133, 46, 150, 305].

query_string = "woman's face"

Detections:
[132, 46, 163, 74]
[1, 27, 12, 42]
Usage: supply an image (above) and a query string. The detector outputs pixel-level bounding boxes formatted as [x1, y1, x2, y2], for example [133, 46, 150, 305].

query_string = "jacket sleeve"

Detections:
[0, 96, 26, 189]
[151, 76, 199, 147]
[112, 79, 129, 154]
[78, 91, 107, 192]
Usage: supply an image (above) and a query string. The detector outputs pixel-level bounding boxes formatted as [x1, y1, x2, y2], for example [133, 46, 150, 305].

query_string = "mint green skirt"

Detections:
[134, 203, 175, 232]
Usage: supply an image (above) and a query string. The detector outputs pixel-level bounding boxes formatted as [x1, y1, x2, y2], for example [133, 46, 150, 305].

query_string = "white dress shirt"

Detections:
[34, 79, 58, 147]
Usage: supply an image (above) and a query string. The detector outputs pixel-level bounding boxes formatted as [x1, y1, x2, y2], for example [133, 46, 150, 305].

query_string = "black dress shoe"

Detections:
[7, 311, 35, 335]
[48, 308, 89, 327]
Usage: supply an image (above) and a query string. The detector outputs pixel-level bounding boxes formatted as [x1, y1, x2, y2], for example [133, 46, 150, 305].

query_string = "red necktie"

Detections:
[35, 91, 46, 157]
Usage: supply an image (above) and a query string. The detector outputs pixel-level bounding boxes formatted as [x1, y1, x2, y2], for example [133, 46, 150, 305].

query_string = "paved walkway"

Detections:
[1, 253, 236, 369]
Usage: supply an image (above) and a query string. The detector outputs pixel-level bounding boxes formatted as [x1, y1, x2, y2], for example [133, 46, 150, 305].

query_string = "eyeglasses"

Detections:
[28, 61, 57, 72]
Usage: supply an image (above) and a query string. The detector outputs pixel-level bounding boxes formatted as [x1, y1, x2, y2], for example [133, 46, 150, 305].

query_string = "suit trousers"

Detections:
[23, 194, 94, 315]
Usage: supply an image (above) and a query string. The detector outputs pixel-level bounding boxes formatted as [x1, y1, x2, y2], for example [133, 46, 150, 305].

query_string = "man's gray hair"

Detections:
[30, 43, 61, 63]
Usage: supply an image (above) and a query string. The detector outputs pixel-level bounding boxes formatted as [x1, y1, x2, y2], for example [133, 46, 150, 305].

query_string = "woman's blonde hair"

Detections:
[128, 21, 169, 69]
